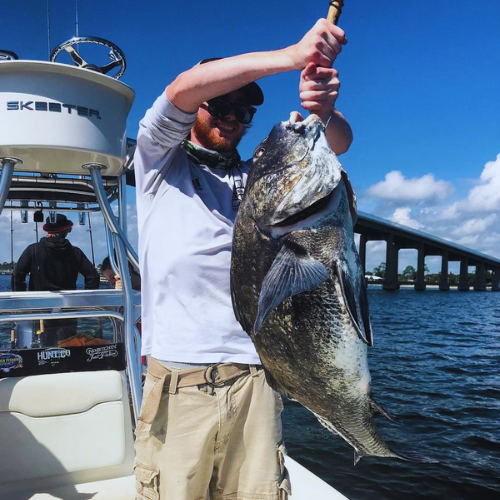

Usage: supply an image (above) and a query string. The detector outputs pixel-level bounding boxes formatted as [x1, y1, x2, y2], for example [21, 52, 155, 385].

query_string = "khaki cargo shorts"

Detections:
[134, 358, 290, 500]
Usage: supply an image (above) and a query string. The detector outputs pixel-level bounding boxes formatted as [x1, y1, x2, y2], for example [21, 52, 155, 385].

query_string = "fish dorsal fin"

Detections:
[359, 275, 374, 346]
[254, 241, 328, 334]
[334, 260, 373, 346]
[341, 168, 357, 226]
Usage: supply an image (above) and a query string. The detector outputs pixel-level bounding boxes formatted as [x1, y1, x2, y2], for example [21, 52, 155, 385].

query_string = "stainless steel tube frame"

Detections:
[114, 234, 143, 422]
[0, 310, 124, 323]
[84, 163, 140, 271]
[0, 158, 22, 216]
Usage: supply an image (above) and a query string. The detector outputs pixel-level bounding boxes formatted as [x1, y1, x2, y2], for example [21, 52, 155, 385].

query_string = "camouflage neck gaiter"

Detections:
[183, 140, 241, 171]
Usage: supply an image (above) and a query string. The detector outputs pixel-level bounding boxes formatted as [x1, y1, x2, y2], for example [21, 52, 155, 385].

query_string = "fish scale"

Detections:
[231, 114, 435, 464]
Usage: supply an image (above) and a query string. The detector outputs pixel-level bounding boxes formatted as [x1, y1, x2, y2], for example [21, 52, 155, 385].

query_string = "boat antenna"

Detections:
[87, 211, 96, 266]
[10, 211, 14, 276]
[75, 0, 79, 37]
[46, 0, 51, 59]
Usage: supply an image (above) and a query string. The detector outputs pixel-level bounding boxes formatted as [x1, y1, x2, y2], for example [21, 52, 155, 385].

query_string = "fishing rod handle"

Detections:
[327, 0, 344, 25]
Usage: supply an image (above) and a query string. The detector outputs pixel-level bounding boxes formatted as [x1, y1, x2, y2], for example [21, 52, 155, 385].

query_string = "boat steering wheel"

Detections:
[0, 49, 19, 60]
[50, 36, 126, 80]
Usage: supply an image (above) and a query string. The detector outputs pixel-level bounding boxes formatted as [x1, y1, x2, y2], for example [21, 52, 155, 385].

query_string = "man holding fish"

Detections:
[133, 18, 352, 500]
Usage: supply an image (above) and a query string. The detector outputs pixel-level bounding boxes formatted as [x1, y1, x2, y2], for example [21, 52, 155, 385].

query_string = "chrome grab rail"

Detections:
[84, 164, 140, 272]
[0, 310, 123, 323]
[0, 158, 22, 216]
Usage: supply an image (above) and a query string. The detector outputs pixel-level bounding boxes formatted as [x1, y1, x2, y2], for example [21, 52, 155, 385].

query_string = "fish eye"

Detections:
[255, 147, 266, 158]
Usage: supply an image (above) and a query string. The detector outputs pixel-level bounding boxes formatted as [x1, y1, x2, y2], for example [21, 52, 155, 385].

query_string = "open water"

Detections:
[282, 287, 500, 500]
[1, 276, 499, 499]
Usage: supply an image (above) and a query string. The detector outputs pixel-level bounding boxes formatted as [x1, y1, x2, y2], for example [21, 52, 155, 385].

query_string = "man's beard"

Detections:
[192, 115, 245, 152]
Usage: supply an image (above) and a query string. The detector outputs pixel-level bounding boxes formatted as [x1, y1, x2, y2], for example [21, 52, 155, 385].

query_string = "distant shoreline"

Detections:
[367, 283, 498, 291]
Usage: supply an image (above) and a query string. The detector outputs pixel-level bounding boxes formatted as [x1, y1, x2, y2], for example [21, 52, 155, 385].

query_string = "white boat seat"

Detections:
[7, 475, 136, 500]
[0, 370, 135, 499]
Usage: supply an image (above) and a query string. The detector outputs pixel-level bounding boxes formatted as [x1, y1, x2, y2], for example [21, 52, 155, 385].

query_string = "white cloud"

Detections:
[390, 207, 424, 229]
[454, 235, 479, 247]
[451, 214, 497, 237]
[429, 202, 460, 221]
[365, 170, 454, 202]
[358, 153, 500, 266]
[464, 154, 500, 212]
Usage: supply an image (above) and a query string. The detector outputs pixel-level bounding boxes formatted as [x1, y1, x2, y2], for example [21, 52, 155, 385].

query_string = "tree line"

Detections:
[0, 262, 15, 274]
[366, 262, 494, 286]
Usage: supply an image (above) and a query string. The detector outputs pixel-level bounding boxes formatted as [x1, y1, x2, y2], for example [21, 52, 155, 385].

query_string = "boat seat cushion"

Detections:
[0, 370, 134, 496]
[0, 369, 125, 416]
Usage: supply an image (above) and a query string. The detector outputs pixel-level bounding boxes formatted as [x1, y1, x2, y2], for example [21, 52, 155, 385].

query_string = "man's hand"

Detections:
[290, 18, 347, 70]
[299, 62, 340, 122]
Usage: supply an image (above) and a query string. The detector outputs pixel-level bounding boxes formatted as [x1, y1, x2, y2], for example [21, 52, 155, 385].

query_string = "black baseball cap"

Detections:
[199, 58, 264, 106]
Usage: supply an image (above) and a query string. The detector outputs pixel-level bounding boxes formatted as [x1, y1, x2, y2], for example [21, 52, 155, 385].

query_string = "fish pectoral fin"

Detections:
[254, 243, 328, 334]
[335, 261, 372, 346]
[370, 397, 401, 423]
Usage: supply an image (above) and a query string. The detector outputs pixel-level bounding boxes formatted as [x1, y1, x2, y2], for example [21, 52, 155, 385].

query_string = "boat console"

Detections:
[0, 36, 349, 500]
[0, 37, 141, 500]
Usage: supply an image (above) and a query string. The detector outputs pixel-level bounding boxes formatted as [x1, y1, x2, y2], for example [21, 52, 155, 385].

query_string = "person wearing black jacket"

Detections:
[12, 213, 100, 345]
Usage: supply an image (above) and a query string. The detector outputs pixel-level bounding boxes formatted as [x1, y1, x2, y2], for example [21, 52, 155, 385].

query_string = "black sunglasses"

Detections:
[206, 97, 257, 125]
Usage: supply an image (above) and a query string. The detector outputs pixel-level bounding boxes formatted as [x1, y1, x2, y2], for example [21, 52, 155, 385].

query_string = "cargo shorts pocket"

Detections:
[134, 374, 161, 439]
[277, 442, 291, 500]
[134, 460, 160, 500]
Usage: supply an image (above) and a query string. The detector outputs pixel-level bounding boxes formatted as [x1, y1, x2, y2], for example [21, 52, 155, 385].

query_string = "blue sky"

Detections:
[2, 0, 500, 273]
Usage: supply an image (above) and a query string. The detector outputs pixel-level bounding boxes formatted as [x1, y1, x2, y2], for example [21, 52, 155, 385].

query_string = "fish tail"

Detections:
[353, 448, 438, 465]
[389, 449, 439, 464]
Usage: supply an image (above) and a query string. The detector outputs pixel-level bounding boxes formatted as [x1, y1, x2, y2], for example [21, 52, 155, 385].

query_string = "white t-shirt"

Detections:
[134, 93, 260, 364]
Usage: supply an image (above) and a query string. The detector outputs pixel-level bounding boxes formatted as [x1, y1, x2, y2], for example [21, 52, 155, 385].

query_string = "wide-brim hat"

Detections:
[199, 58, 264, 106]
[42, 214, 74, 233]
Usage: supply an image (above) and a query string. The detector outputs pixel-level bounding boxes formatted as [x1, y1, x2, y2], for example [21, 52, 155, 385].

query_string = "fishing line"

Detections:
[10, 211, 14, 276]
[46, 0, 51, 60]
[75, 0, 79, 37]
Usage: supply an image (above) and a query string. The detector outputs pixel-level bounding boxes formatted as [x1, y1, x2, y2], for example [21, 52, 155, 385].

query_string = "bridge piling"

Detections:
[439, 251, 450, 291]
[458, 258, 470, 291]
[492, 267, 500, 291]
[383, 235, 400, 290]
[415, 244, 426, 291]
[359, 234, 367, 275]
[474, 262, 487, 291]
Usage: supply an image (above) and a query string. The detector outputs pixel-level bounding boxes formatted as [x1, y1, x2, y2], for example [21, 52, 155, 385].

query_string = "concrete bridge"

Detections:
[355, 211, 500, 291]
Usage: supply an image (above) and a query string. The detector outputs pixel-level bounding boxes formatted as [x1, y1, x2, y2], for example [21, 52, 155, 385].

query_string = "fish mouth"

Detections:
[265, 114, 342, 228]
[273, 190, 334, 227]
[285, 112, 323, 141]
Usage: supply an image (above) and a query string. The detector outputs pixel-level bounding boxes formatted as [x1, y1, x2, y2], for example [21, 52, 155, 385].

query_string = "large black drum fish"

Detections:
[230, 113, 433, 464]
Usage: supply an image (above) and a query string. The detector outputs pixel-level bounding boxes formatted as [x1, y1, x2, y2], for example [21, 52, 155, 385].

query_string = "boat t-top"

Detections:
[0, 37, 349, 500]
